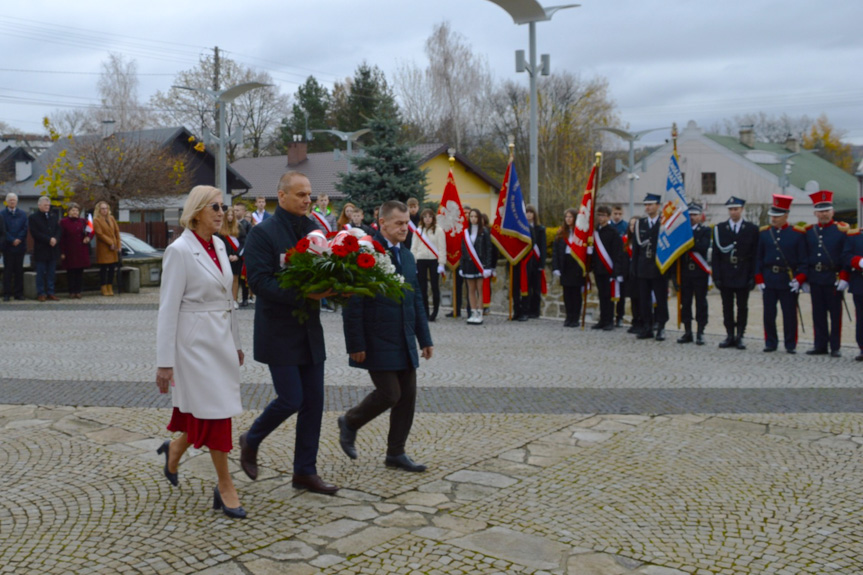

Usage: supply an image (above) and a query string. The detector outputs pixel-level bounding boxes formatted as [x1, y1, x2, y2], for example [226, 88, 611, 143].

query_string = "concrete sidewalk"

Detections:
[1, 288, 862, 574]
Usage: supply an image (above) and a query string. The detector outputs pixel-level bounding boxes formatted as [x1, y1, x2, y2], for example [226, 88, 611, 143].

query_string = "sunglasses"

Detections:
[207, 203, 229, 213]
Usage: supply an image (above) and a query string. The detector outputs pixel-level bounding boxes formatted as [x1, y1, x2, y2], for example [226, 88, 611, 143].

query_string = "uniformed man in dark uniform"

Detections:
[592, 205, 625, 330]
[755, 194, 808, 354]
[840, 199, 863, 361]
[803, 190, 849, 357]
[677, 202, 711, 345]
[630, 193, 668, 341]
[711, 196, 759, 350]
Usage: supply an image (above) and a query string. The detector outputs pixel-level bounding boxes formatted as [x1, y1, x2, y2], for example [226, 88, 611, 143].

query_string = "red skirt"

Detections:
[167, 408, 233, 452]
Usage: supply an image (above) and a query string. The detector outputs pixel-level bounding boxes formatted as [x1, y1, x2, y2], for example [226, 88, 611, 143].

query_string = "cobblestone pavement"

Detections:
[2, 288, 863, 574]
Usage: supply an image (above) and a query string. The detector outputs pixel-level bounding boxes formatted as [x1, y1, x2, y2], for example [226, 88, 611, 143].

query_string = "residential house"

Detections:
[599, 120, 860, 226]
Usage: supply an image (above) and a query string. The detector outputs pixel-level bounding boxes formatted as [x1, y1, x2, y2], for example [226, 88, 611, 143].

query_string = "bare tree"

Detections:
[93, 53, 153, 131]
[47, 109, 97, 136]
[711, 112, 813, 143]
[150, 53, 289, 160]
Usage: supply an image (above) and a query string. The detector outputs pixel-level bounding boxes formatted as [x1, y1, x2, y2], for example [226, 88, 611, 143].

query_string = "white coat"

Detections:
[156, 228, 242, 419]
[410, 225, 446, 266]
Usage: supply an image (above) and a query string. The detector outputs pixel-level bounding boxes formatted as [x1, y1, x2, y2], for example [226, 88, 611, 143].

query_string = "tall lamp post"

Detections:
[856, 159, 863, 227]
[485, 0, 578, 210]
[595, 126, 668, 218]
[174, 82, 272, 204]
[310, 128, 371, 174]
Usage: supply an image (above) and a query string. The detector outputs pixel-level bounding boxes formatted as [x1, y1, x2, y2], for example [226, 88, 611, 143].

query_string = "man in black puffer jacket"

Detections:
[338, 200, 434, 473]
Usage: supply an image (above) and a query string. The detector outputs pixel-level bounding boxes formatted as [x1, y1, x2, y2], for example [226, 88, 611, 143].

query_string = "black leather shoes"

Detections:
[677, 332, 693, 344]
[156, 440, 178, 487]
[516, 315, 528, 322]
[718, 336, 736, 348]
[654, 329, 666, 342]
[213, 485, 246, 519]
[338, 416, 358, 460]
[590, 323, 605, 330]
[735, 337, 746, 350]
[385, 453, 427, 472]
[856, 353, 863, 362]
[763, 346, 777, 353]
[615, 318, 623, 327]
[636, 330, 654, 340]
[695, 332, 705, 346]
[805, 348, 828, 356]
[786, 349, 796, 355]
[292, 474, 339, 495]
[238, 432, 258, 480]
[831, 350, 842, 358]
[602, 323, 614, 331]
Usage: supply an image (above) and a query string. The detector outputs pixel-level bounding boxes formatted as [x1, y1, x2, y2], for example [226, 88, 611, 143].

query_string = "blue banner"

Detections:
[499, 163, 532, 244]
[656, 154, 694, 274]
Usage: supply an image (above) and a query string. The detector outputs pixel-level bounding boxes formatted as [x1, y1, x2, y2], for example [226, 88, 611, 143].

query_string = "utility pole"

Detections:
[213, 46, 221, 138]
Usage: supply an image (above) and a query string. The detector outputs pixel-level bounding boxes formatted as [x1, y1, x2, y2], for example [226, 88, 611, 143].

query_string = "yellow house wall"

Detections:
[422, 154, 499, 216]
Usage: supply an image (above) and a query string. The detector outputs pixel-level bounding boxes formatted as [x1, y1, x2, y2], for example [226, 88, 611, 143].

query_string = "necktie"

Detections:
[390, 245, 402, 274]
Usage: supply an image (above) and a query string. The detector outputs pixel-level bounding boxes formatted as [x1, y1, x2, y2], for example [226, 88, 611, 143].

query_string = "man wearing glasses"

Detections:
[237, 171, 339, 495]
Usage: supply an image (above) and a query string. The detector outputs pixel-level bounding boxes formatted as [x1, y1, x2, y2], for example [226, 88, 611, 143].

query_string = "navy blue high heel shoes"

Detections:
[213, 485, 247, 519]
[156, 440, 179, 487]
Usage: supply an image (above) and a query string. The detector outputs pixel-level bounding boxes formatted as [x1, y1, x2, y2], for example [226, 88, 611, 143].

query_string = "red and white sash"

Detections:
[565, 231, 579, 260]
[409, 221, 440, 260]
[225, 235, 239, 251]
[463, 229, 485, 274]
[593, 230, 614, 274]
[689, 252, 712, 274]
[311, 211, 332, 233]
[252, 211, 266, 224]
[610, 277, 621, 302]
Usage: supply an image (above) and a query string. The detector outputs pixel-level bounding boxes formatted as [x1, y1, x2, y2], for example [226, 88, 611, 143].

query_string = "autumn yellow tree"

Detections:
[802, 114, 854, 173]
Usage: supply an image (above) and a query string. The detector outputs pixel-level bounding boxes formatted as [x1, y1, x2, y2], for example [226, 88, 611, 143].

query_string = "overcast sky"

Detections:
[1, 0, 861, 148]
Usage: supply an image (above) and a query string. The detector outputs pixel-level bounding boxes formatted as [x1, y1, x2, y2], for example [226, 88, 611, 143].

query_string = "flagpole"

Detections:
[509, 263, 514, 320]
[672, 123, 682, 329]
[582, 152, 602, 330]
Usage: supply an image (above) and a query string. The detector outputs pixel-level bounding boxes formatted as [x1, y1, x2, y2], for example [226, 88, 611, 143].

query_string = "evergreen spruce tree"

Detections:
[336, 114, 428, 219]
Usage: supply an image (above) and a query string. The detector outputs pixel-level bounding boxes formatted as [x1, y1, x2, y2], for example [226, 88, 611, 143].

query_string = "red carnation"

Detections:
[343, 234, 360, 253]
[372, 240, 385, 254]
[295, 237, 310, 253]
[357, 253, 375, 269]
[332, 244, 349, 257]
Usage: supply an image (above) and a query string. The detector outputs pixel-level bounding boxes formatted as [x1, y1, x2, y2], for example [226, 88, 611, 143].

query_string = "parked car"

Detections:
[119, 232, 163, 259]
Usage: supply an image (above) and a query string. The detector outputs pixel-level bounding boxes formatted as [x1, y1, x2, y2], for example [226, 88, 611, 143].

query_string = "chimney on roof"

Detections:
[739, 125, 755, 148]
[784, 136, 799, 154]
[102, 120, 116, 139]
[287, 138, 308, 167]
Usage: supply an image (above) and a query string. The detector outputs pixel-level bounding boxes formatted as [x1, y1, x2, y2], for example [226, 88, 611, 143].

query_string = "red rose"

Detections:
[343, 234, 360, 253]
[295, 238, 310, 253]
[372, 240, 386, 254]
[357, 253, 375, 269]
[332, 244, 349, 257]
[285, 248, 295, 263]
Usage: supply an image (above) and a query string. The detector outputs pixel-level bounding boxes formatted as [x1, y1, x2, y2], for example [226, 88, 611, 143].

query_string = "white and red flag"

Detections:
[436, 169, 467, 269]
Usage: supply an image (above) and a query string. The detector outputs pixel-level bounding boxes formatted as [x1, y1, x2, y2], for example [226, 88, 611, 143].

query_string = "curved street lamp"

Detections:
[310, 128, 371, 174]
[596, 126, 669, 218]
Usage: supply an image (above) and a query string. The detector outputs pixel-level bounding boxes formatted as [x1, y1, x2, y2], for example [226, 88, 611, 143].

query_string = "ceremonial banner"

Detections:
[437, 169, 467, 269]
[656, 154, 693, 274]
[490, 161, 532, 265]
[571, 164, 597, 273]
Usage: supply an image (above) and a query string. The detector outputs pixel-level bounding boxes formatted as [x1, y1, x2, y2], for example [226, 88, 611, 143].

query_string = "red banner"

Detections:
[436, 169, 466, 269]
[571, 165, 597, 273]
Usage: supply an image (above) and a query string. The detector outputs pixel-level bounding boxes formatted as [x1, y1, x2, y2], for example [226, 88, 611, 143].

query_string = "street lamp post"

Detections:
[595, 127, 668, 218]
[856, 159, 863, 227]
[310, 128, 371, 174]
[485, 0, 578, 210]
[174, 82, 272, 204]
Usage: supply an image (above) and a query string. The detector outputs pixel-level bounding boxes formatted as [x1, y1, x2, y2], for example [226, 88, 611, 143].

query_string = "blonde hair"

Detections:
[94, 201, 113, 221]
[180, 185, 222, 230]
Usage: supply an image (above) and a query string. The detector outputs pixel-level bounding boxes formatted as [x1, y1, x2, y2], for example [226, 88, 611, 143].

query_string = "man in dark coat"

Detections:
[630, 193, 668, 341]
[29, 196, 62, 301]
[591, 205, 624, 330]
[238, 171, 340, 495]
[2, 192, 28, 301]
[677, 203, 712, 345]
[803, 190, 848, 357]
[338, 200, 434, 472]
[840, 204, 863, 361]
[711, 196, 759, 349]
[755, 194, 808, 354]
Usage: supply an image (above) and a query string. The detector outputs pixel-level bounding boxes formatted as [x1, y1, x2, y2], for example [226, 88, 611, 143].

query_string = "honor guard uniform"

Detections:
[677, 202, 711, 345]
[803, 190, 849, 357]
[840, 198, 863, 361]
[711, 196, 759, 349]
[630, 193, 669, 341]
[755, 194, 808, 354]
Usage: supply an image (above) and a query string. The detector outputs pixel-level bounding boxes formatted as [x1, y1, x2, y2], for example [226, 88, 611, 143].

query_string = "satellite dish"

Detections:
[744, 150, 781, 164]
[804, 180, 820, 194]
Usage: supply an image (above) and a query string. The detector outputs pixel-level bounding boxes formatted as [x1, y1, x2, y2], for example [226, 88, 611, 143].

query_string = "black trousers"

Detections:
[638, 276, 668, 330]
[855, 294, 863, 352]
[345, 368, 417, 457]
[763, 287, 798, 351]
[680, 276, 709, 331]
[810, 283, 842, 352]
[720, 286, 750, 337]
[510, 264, 526, 317]
[454, 272, 471, 316]
[2, 251, 25, 298]
[615, 278, 627, 321]
[99, 263, 116, 285]
[527, 267, 542, 316]
[67, 268, 84, 294]
[595, 274, 614, 326]
[416, 259, 440, 319]
[562, 284, 583, 324]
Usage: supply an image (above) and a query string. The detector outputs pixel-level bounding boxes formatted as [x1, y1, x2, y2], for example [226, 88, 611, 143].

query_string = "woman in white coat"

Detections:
[155, 185, 247, 519]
